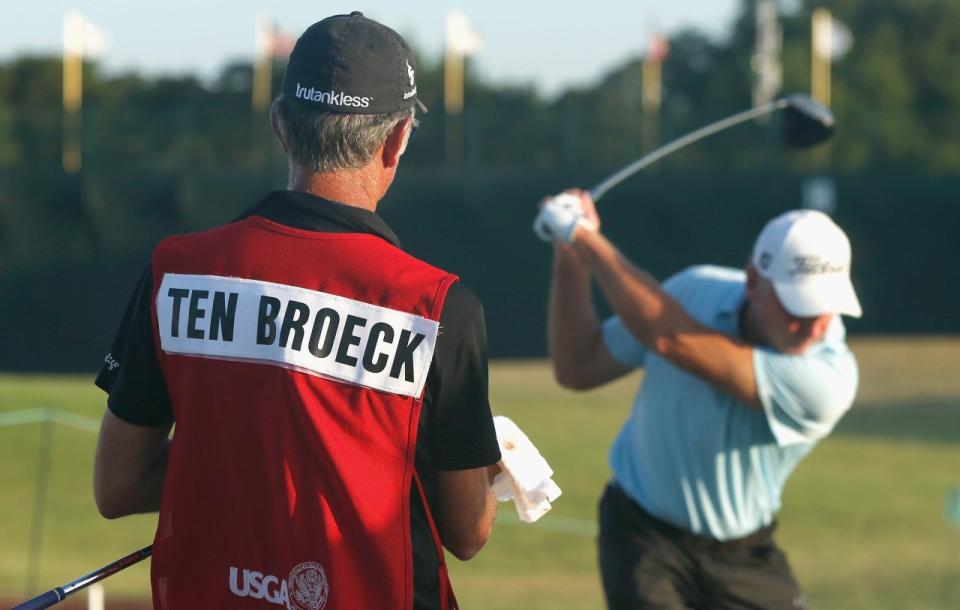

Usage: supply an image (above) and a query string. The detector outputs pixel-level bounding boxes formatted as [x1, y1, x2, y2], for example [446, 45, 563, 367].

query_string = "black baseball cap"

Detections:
[282, 12, 427, 115]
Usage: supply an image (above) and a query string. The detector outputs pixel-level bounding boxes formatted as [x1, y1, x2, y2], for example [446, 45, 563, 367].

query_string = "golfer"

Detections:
[535, 190, 861, 609]
[93, 13, 500, 610]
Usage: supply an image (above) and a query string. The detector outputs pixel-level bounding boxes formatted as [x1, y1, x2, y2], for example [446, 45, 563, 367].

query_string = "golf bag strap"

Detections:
[412, 470, 459, 610]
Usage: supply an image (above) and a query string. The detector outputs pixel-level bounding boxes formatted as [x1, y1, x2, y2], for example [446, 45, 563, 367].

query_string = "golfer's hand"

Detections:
[533, 190, 598, 244]
[567, 189, 601, 235]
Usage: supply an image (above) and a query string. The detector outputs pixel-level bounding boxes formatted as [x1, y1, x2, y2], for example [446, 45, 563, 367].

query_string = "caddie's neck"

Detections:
[287, 158, 393, 213]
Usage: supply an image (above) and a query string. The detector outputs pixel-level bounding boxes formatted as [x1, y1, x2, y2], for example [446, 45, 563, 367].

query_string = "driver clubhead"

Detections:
[781, 93, 835, 148]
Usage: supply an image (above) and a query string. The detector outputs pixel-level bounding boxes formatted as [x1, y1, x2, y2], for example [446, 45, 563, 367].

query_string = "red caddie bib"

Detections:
[148, 214, 458, 610]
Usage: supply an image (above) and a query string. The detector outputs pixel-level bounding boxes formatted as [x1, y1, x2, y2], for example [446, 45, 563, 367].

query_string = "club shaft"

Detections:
[12, 545, 152, 610]
[590, 99, 790, 202]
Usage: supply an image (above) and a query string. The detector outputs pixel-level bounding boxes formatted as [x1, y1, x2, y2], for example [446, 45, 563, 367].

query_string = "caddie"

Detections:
[534, 190, 861, 610]
[93, 13, 501, 610]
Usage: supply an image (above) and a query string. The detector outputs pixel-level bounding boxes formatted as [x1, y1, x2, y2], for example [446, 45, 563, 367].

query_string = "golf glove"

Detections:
[532, 193, 597, 244]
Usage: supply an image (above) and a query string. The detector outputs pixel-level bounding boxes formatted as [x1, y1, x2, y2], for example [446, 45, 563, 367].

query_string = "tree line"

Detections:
[1, 0, 959, 177]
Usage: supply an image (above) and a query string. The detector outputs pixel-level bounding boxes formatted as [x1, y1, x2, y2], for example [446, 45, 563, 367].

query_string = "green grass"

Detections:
[1, 338, 959, 608]
[0, 375, 157, 600]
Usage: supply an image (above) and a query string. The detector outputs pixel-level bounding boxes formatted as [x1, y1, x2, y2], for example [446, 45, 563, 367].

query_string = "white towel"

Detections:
[492, 415, 562, 523]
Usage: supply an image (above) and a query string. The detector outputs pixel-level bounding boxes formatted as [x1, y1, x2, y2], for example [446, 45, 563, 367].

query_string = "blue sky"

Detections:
[4, 1, 744, 96]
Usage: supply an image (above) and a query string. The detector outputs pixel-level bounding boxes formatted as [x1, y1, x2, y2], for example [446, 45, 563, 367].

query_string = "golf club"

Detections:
[589, 93, 835, 201]
[12, 545, 152, 610]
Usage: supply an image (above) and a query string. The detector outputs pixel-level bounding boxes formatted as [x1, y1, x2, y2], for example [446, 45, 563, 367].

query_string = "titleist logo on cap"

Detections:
[789, 255, 846, 276]
[294, 83, 372, 109]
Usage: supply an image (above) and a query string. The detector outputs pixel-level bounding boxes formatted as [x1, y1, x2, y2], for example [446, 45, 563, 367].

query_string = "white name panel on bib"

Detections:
[156, 273, 438, 398]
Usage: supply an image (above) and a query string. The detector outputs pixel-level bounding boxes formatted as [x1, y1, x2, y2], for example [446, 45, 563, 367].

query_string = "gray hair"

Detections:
[272, 94, 413, 174]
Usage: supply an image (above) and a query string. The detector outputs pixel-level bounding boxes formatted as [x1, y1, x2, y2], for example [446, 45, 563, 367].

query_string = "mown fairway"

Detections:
[1, 337, 958, 609]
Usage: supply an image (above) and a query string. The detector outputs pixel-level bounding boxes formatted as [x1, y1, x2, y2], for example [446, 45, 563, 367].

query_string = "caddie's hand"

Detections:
[532, 191, 598, 244]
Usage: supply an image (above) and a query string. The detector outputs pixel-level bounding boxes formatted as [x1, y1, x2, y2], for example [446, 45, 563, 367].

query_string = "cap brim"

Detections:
[773, 276, 862, 318]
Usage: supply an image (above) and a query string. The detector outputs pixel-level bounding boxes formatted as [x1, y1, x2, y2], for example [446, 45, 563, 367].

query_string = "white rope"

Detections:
[497, 511, 597, 536]
[0, 408, 99, 433]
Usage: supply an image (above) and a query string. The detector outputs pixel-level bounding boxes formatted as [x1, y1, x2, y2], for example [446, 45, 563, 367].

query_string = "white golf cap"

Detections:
[751, 209, 862, 318]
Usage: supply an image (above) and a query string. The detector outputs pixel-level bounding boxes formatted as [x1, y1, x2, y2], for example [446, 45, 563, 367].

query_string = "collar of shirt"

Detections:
[236, 190, 402, 248]
[714, 282, 747, 338]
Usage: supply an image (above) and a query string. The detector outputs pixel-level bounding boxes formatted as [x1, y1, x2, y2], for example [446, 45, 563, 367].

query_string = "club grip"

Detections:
[10, 589, 64, 610]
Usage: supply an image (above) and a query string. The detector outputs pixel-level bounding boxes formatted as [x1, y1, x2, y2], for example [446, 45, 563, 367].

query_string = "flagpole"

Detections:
[811, 8, 832, 166]
[252, 15, 273, 112]
[752, 0, 782, 117]
[444, 48, 464, 169]
[641, 33, 668, 155]
[62, 11, 83, 173]
[811, 8, 831, 108]
[641, 44, 661, 154]
[444, 10, 466, 169]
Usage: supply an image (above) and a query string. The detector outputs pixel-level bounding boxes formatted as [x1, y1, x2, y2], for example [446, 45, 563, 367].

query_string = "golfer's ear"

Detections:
[382, 117, 412, 168]
[745, 264, 760, 298]
[810, 313, 833, 341]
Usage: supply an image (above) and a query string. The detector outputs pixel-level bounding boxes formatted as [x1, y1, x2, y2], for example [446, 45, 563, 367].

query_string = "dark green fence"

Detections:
[1, 168, 957, 371]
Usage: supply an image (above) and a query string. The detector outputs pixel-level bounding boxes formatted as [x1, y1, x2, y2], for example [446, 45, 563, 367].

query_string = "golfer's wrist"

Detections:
[553, 243, 590, 278]
[570, 227, 607, 261]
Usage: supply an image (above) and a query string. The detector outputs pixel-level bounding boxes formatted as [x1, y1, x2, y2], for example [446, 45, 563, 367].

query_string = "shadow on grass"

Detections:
[834, 399, 959, 445]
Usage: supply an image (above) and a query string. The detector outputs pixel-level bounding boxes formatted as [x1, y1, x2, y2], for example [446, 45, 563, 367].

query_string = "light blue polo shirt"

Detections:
[603, 265, 858, 540]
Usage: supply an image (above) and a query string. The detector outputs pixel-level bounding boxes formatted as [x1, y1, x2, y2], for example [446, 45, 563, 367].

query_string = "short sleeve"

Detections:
[601, 316, 647, 368]
[94, 265, 174, 427]
[753, 345, 858, 446]
[600, 268, 697, 369]
[422, 282, 501, 471]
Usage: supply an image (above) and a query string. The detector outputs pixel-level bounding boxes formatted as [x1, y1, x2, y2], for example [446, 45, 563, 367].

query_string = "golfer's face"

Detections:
[754, 280, 833, 355]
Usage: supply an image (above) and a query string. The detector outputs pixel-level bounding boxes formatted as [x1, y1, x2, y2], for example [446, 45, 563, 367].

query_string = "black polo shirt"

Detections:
[95, 190, 501, 610]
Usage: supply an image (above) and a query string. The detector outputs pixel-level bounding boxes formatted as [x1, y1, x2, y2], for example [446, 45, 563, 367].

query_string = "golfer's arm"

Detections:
[94, 409, 173, 519]
[435, 466, 498, 560]
[548, 244, 632, 389]
[573, 232, 760, 407]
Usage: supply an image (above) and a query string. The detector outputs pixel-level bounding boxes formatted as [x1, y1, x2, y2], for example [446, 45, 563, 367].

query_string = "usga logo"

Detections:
[230, 561, 330, 610]
[295, 82, 370, 108]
